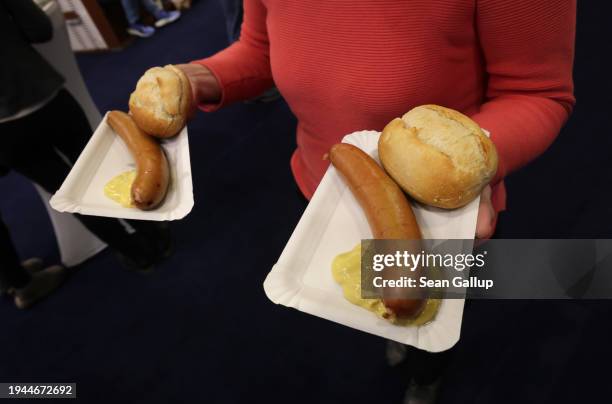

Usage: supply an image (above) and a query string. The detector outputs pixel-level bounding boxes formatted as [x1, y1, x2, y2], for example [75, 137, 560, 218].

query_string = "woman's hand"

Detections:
[476, 185, 496, 239]
[173, 63, 222, 115]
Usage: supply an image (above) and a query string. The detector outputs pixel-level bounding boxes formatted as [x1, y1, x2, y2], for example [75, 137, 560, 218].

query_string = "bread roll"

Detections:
[379, 105, 498, 209]
[129, 65, 191, 138]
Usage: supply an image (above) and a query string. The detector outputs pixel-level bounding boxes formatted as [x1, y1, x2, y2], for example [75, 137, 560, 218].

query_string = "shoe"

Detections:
[154, 10, 181, 28]
[13, 265, 67, 309]
[127, 24, 156, 38]
[1, 258, 44, 297]
[21, 257, 44, 274]
[403, 379, 441, 404]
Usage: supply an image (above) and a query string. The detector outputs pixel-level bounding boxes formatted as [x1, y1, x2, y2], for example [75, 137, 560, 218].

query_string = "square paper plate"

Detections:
[50, 112, 193, 221]
[263, 131, 479, 352]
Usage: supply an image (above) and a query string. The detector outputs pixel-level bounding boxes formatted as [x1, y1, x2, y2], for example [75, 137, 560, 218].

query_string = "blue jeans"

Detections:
[120, 0, 162, 25]
[218, 0, 243, 44]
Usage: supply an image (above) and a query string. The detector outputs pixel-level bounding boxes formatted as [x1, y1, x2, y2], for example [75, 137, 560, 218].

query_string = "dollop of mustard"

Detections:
[331, 244, 440, 326]
[104, 170, 136, 208]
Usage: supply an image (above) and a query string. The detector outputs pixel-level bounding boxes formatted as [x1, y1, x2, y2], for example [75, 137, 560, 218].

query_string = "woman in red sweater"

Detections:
[175, 0, 576, 239]
[168, 1, 575, 400]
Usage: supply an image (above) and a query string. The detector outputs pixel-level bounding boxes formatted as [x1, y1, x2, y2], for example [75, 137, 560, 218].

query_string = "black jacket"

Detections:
[0, 0, 64, 120]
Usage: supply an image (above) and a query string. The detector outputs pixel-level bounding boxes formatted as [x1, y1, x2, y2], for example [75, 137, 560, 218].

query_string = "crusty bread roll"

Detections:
[129, 65, 191, 138]
[379, 105, 498, 209]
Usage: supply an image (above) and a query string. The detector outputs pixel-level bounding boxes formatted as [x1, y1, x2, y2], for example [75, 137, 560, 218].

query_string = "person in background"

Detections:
[217, 0, 242, 44]
[0, 214, 65, 309]
[169, 1, 576, 402]
[0, 0, 171, 294]
[180, 1, 575, 241]
[120, 0, 181, 38]
[0, 162, 65, 309]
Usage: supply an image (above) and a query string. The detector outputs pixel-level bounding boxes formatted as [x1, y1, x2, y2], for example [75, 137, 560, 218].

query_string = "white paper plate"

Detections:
[50, 112, 194, 221]
[264, 131, 480, 352]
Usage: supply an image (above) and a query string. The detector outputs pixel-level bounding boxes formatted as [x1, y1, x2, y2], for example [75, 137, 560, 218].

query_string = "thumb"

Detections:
[476, 186, 495, 240]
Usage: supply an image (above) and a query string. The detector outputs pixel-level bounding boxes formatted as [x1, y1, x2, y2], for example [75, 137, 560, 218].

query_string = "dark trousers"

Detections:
[0, 215, 30, 290]
[0, 89, 157, 288]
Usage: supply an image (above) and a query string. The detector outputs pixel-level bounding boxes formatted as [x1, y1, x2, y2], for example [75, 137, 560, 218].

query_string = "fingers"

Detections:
[476, 186, 496, 240]
[173, 63, 222, 107]
[173, 64, 200, 117]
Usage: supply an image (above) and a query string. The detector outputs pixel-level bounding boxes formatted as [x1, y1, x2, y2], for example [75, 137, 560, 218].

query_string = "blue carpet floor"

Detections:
[1, 1, 611, 403]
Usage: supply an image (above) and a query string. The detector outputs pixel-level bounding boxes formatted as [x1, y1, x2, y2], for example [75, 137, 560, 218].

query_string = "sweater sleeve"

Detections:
[191, 0, 274, 111]
[471, 0, 576, 184]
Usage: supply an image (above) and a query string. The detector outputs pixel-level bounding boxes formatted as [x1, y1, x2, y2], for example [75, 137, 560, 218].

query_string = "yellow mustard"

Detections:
[331, 244, 440, 326]
[104, 170, 136, 208]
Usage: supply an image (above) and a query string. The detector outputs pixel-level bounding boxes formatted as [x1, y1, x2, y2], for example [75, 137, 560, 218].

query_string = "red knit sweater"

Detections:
[194, 0, 576, 211]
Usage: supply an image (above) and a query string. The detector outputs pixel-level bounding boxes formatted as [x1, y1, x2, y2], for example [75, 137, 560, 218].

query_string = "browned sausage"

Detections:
[329, 143, 426, 319]
[107, 111, 169, 210]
